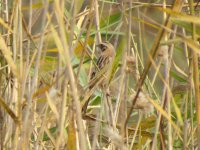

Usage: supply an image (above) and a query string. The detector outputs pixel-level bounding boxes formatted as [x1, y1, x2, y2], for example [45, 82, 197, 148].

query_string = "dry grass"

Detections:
[0, 0, 200, 149]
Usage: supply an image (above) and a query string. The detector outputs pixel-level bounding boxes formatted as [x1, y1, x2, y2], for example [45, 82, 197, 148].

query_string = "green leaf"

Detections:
[172, 20, 200, 35]
[170, 70, 187, 83]
[109, 37, 126, 83]
[43, 127, 57, 141]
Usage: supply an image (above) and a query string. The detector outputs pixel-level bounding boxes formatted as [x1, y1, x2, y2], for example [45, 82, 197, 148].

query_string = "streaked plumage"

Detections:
[82, 41, 115, 114]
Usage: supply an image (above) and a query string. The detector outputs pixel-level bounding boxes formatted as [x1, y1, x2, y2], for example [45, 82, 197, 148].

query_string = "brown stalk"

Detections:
[189, 0, 200, 148]
[125, 0, 184, 131]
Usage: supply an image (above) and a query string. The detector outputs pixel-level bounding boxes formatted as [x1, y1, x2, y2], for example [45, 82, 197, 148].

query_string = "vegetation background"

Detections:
[0, 0, 200, 149]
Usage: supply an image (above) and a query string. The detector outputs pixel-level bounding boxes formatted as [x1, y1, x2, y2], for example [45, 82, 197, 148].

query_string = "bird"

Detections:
[82, 41, 116, 114]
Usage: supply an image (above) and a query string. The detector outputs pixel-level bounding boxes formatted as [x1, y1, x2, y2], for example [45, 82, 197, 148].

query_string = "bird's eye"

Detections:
[100, 44, 107, 52]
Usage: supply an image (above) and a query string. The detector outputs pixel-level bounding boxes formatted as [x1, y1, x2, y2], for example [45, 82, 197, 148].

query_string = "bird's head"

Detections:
[96, 41, 115, 55]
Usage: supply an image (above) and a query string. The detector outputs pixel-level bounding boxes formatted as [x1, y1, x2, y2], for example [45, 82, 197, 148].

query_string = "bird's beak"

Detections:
[95, 43, 103, 52]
